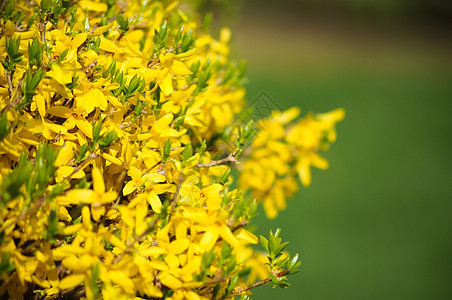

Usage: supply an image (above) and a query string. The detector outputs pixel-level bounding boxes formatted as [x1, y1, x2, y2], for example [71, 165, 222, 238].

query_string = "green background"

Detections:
[229, 1, 452, 299]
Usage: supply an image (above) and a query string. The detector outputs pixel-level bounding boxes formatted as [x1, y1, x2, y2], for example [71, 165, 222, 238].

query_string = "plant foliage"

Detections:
[0, 0, 344, 299]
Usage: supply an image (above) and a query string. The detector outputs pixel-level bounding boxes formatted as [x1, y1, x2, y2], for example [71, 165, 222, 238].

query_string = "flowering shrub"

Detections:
[0, 0, 344, 299]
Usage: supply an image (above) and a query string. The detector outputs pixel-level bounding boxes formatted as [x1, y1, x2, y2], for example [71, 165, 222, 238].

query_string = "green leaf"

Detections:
[4, 0, 16, 17]
[225, 258, 236, 274]
[217, 168, 230, 185]
[243, 120, 255, 141]
[0, 112, 10, 142]
[43, 207, 59, 241]
[133, 100, 143, 119]
[248, 199, 258, 217]
[189, 60, 200, 75]
[276, 280, 290, 289]
[181, 28, 194, 52]
[127, 74, 141, 95]
[117, 15, 124, 27]
[0, 252, 15, 275]
[58, 48, 68, 62]
[162, 139, 172, 162]
[82, 17, 90, 31]
[225, 275, 238, 296]
[99, 130, 117, 152]
[221, 243, 232, 259]
[30, 68, 44, 91]
[103, 59, 116, 78]
[160, 21, 167, 39]
[28, 37, 43, 67]
[21, 68, 45, 105]
[92, 120, 103, 147]
[89, 264, 101, 298]
[276, 242, 289, 256]
[237, 266, 252, 277]
[49, 183, 66, 200]
[40, 0, 52, 11]
[66, 74, 79, 90]
[1, 153, 33, 205]
[198, 139, 207, 155]
[270, 273, 278, 284]
[201, 250, 215, 269]
[290, 253, 299, 268]
[182, 143, 192, 161]
[174, 25, 184, 44]
[76, 143, 89, 163]
[260, 235, 269, 254]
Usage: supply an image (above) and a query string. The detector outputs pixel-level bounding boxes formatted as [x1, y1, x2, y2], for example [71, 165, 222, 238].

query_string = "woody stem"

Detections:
[232, 270, 290, 294]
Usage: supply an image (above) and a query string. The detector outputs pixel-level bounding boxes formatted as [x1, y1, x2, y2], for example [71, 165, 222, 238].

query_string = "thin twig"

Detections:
[119, 122, 133, 129]
[206, 275, 227, 285]
[113, 216, 159, 264]
[1, 72, 26, 115]
[147, 55, 160, 68]
[39, 19, 51, 59]
[172, 169, 183, 209]
[0, 196, 46, 234]
[64, 152, 99, 180]
[232, 270, 290, 294]
[5, 70, 13, 97]
[39, 21, 46, 44]
[231, 220, 247, 232]
[150, 146, 179, 152]
[107, 0, 129, 24]
[196, 152, 237, 168]
[85, 59, 98, 81]
[131, 217, 159, 245]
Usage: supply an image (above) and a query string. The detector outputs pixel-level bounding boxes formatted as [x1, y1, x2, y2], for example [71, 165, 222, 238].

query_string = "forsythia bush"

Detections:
[0, 0, 344, 299]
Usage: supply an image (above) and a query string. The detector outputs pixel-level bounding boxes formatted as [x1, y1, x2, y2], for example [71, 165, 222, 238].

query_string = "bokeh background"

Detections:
[218, 0, 452, 299]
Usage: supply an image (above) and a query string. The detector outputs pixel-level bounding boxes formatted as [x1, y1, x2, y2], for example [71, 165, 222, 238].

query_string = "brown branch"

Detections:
[113, 216, 159, 264]
[206, 275, 227, 285]
[131, 216, 159, 245]
[84, 59, 98, 81]
[39, 19, 51, 59]
[5, 70, 13, 97]
[90, 23, 100, 34]
[16, 24, 27, 32]
[196, 151, 238, 168]
[107, 0, 129, 24]
[39, 21, 46, 44]
[1, 72, 26, 115]
[231, 220, 247, 232]
[232, 270, 290, 294]
[0, 195, 46, 234]
[147, 55, 160, 68]
[172, 169, 183, 209]
[64, 152, 99, 180]
[119, 122, 133, 129]
[116, 32, 126, 42]
[149, 146, 179, 152]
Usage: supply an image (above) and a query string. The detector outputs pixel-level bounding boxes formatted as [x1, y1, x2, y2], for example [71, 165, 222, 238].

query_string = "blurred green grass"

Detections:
[235, 22, 452, 299]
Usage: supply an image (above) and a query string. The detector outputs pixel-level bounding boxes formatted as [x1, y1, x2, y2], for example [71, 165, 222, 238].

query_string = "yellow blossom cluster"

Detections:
[238, 107, 345, 218]
[0, 0, 343, 299]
